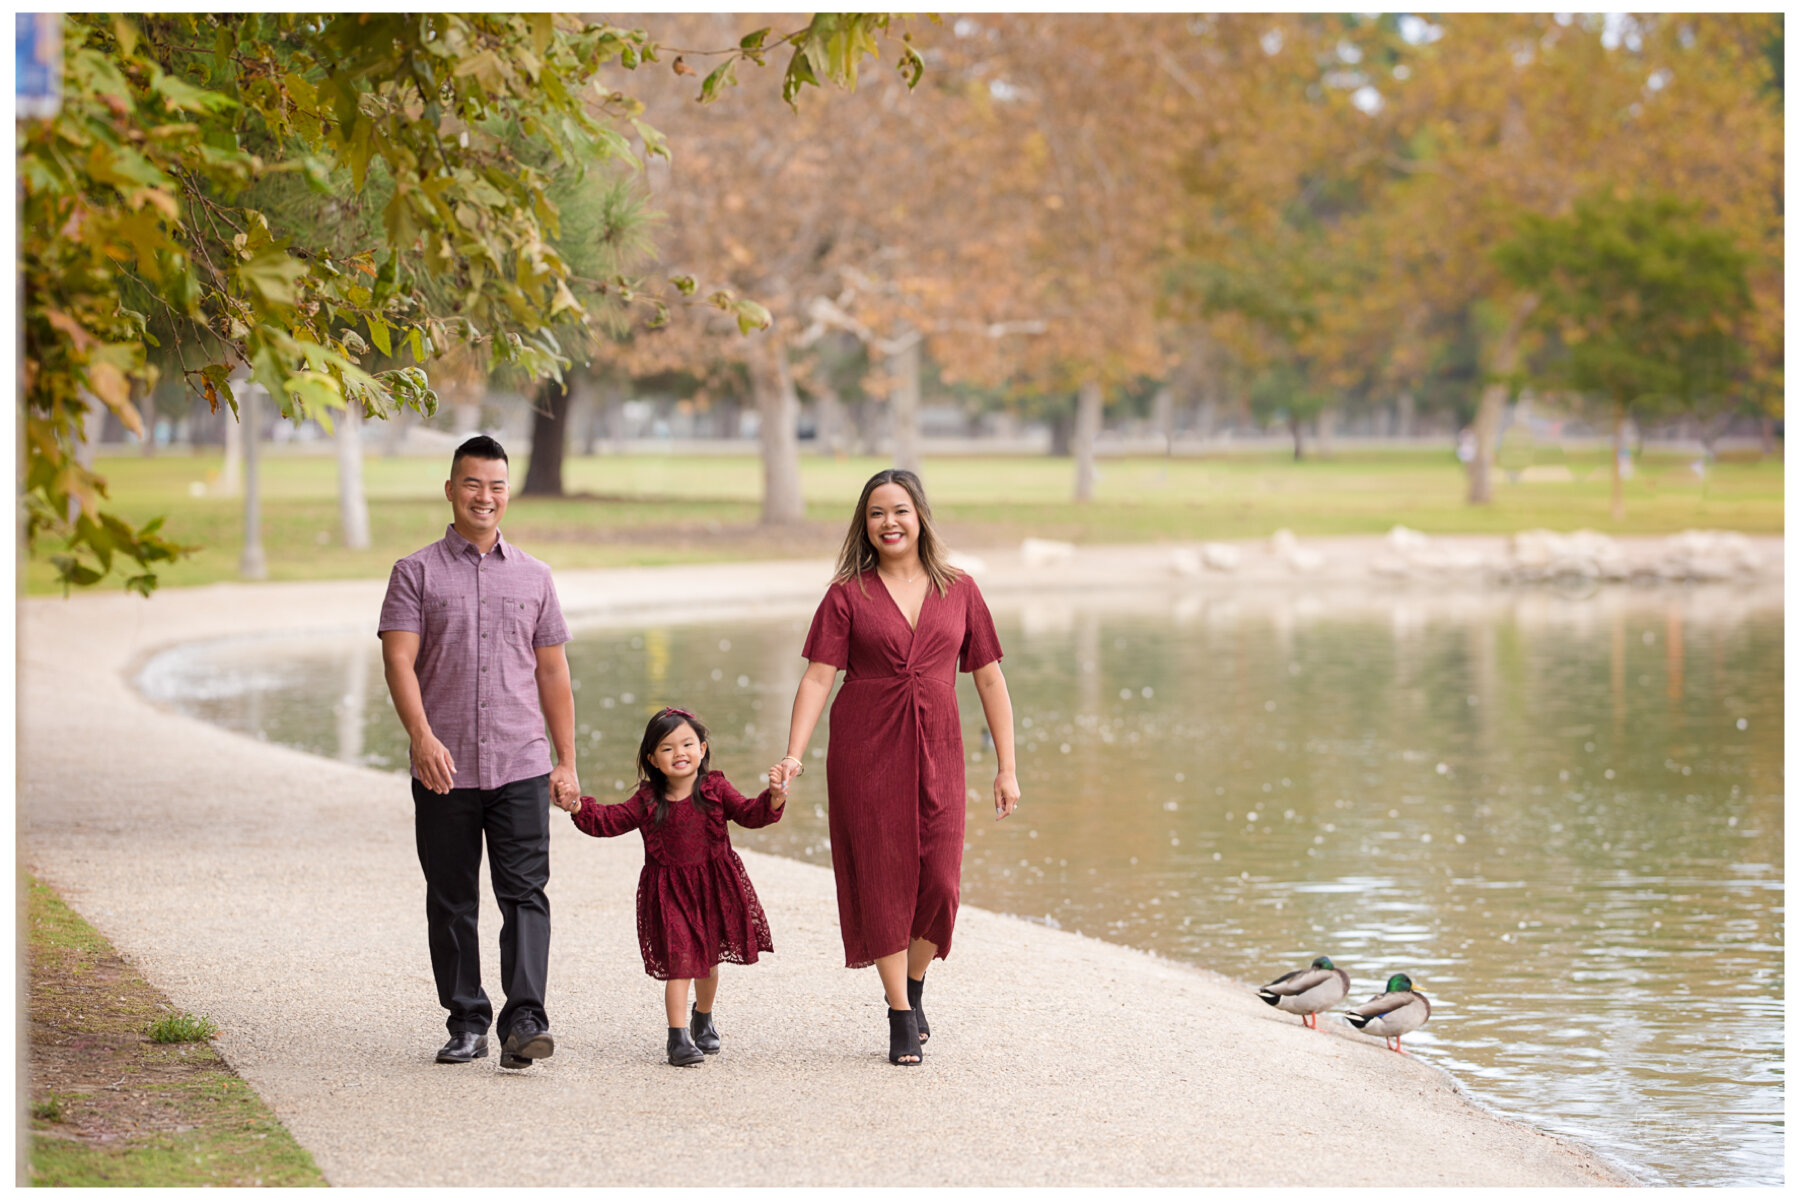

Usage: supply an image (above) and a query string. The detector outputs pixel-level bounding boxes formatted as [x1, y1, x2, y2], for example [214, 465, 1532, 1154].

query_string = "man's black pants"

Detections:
[413, 773, 551, 1040]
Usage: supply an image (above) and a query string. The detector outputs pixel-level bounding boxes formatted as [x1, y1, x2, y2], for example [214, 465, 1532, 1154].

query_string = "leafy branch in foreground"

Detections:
[21, 12, 923, 593]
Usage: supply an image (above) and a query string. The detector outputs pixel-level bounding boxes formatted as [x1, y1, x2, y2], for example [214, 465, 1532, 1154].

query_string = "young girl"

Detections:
[564, 707, 787, 1066]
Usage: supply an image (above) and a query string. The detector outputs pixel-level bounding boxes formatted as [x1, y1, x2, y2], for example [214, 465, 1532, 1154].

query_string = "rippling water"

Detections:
[138, 584, 1783, 1186]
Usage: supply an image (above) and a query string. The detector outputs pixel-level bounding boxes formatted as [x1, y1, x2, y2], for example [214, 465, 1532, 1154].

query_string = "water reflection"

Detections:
[137, 583, 1783, 1186]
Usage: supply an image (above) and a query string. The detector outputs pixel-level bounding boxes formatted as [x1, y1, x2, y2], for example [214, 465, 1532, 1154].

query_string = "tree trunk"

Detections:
[815, 381, 847, 457]
[1396, 390, 1416, 439]
[1072, 379, 1104, 502]
[889, 330, 922, 475]
[239, 381, 268, 580]
[452, 387, 481, 435]
[1610, 401, 1627, 521]
[335, 403, 371, 550]
[137, 380, 156, 457]
[381, 405, 412, 458]
[1699, 408, 1735, 462]
[1152, 385, 1175, 456]
[1288, 414, 1305, 461]
[567, 382, 596, 457]
[755, 336, 805, 525]
[1192, 394, 1216, 440]
[521, 376, 570, 497]
[218, 372, 246, 496]
[600, 382, 626, 451]
[1467, 296, 1538, 505]
[1048, 405, 1074, 457]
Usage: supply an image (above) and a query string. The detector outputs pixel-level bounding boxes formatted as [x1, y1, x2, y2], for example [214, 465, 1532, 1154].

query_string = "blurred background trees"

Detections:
[22, 12, 1782, 585]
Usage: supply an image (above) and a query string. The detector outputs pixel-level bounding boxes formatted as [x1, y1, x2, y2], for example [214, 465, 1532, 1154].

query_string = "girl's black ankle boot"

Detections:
[690, 1005, 720, 1054]
[667, 1026, 705, 1067]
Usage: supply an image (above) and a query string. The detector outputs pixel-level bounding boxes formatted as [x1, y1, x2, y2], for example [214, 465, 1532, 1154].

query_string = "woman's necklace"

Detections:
[879, 562, 922, 585]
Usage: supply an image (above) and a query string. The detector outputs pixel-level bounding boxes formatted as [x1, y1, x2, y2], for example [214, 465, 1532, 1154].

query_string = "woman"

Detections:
[771, 469, 1020, 1065]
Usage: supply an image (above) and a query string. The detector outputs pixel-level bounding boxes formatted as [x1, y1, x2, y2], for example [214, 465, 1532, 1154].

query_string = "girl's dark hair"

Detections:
[832, 468, 961, 598]
[636, 707, 715, 828]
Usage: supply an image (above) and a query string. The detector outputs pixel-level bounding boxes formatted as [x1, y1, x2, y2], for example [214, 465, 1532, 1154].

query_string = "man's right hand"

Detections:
[412, 732, 457, 794]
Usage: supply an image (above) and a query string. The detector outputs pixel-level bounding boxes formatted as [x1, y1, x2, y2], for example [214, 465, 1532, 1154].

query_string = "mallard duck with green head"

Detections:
[1257, 955, 1350, 1029]
[1344, 972, 1431, 1052]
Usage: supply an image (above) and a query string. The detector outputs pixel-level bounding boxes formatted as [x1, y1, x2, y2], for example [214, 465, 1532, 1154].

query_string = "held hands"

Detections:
[993, 768, 1020, 820]
[550, 762, 582, 813]
[412, 732, 457, 794]
[767, 755, 804, 797]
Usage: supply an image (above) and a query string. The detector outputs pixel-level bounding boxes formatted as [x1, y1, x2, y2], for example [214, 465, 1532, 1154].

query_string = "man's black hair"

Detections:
[451, 435, 508, 475]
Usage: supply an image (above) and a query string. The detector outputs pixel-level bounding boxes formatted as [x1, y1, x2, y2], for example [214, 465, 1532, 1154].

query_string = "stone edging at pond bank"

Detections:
[20, 540, 1711, 1186]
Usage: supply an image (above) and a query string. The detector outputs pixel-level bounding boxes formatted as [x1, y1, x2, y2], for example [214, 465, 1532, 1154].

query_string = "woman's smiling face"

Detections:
[865, 482, 920, 562]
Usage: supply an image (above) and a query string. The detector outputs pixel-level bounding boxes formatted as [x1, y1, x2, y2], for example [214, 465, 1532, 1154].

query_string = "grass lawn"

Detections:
[26, 446, 1783, 594]
[24, 873, 326, 1187]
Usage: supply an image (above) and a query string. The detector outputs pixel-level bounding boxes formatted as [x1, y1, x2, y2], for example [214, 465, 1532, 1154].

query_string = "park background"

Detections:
[18, 11, 1783, 1189]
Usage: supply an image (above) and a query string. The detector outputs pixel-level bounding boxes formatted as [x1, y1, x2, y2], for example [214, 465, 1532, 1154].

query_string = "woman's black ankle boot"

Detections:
[667, 1026, 705, 1067]
[887, 1007, 922, 1065]
[690, 1005, 720, 1055]
[906, 975, 929, 1044]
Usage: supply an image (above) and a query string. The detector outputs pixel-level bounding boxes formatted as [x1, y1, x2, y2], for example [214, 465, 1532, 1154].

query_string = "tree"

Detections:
[21, 12, 920, 590]
[620, 13, 933, 522]
[1340, 13, 1781, 503]
[1494, 191, 1752, 519]
[516, 172, 655, 497]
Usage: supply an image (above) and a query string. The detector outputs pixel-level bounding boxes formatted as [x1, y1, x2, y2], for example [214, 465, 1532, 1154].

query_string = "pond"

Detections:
[137, 583, 1783, 1186]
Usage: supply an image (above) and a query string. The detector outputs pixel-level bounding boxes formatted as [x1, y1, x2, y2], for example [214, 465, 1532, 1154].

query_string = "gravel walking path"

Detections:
[20, 550, 1641, 1185]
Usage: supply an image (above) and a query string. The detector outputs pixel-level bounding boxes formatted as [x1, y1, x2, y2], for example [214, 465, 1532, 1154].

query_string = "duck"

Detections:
[1344, 972, 1431, 1052]
[1257, 955, 1350, 1029]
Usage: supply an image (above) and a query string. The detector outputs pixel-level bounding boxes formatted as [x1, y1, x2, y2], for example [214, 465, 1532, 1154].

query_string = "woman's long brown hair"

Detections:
[831, 468, 961, 597]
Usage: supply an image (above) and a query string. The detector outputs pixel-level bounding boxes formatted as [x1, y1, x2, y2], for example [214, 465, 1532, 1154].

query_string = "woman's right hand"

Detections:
[770, 755, 803, 792]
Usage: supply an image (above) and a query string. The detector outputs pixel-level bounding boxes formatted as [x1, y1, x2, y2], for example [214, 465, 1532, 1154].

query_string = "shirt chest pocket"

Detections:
[498, 594, 534, 643]
[423, 591, 473, 639]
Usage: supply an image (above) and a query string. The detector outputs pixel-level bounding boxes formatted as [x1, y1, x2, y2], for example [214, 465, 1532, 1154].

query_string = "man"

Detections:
[378, 435, 579, 1069]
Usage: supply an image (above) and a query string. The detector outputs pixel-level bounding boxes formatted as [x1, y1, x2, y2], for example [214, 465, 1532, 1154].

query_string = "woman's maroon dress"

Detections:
[570, 773, 782, 980]
[801, 570, 1003, 968]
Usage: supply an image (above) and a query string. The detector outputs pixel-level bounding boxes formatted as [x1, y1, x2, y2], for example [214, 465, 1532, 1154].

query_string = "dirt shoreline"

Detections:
[17, 543, 1694, 1186]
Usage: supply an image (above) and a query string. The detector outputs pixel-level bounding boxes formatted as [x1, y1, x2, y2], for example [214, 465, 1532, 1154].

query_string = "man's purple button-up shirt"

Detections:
[378, 525, 571, 790]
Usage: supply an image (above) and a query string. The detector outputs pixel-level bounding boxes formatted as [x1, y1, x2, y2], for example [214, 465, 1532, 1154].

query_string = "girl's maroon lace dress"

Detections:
[570, 772, 783, 980]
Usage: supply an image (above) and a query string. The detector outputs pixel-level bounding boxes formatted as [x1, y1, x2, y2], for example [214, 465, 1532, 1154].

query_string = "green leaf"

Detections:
[699, 59, 738, 104]
[782, 46, 820, 105]
[528, 13, 554, 57]
[367, 317, 393, 357]
[453, 50, 505, 93]
[152, 72, 236, 115]
[734, 299, 773, 335]
[896, 42, 925, 90]
[238, 250, 309, 308]
[740, 27, 771, 51]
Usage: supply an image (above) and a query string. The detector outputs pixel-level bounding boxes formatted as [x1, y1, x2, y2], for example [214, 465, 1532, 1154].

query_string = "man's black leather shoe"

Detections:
[499, 1017, 554, 1070]
[435, 1032, 488, 1064]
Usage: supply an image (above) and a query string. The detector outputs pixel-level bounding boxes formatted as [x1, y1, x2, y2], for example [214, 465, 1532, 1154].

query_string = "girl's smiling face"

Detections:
[865, 482, 920, 562]
[651, 722, 706, 789]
